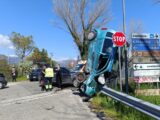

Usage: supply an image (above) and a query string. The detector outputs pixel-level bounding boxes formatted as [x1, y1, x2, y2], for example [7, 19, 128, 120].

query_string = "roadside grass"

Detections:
[91, 93, 158, 120]
[16, 76, 28, 82]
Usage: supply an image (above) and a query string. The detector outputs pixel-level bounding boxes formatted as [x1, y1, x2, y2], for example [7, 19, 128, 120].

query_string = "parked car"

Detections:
[0, 73, 7, 89]
[29, 69, 42, 81]
[52, 67, 74, 85]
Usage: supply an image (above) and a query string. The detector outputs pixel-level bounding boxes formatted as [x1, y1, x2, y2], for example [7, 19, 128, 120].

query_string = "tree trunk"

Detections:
[79, 39, 88, 60]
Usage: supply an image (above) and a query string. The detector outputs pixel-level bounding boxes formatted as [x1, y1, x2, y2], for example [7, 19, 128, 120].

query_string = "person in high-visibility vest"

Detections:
[44, 64, 54, 91]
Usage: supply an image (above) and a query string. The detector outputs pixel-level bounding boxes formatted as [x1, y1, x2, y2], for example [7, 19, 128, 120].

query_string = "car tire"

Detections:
[76, 73, 85, 83]
[79, 83, 86, 95]
[0, 82, 3, 89]
[72, 78, 80, 88]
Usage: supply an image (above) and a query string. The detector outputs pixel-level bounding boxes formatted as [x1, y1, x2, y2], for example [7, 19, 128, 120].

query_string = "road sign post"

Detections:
[112, 32, 126, 92]
[112, 32, 126, 47]
[132, 33, 160, 86]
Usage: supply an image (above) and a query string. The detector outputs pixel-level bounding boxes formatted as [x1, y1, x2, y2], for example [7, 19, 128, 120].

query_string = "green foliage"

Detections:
[0, 59, 12, 81]
[136, 95, 160, 105]
[91, 93, 158, 120]
[17, 76, 27, 82]
[10, 32, 34, 62]
[27, 47, 55, 67]
[137, 83, 160, 90]
[18, 61, 32, 75]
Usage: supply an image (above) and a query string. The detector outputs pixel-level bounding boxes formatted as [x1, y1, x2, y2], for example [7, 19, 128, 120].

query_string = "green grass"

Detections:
[16, 76, 28, 82]
[91, 93, 158, 120]
[137, 83, 160, 90]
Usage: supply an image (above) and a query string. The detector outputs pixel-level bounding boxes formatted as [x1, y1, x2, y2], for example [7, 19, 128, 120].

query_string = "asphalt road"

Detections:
[0, 81, 99, 120]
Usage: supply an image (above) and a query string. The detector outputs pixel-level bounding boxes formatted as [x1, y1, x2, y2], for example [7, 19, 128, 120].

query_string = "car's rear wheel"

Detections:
[0, 82, 3, 89]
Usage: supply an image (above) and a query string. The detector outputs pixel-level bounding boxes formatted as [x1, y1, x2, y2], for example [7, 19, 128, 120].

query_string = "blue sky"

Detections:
[0, 0, 159, 60]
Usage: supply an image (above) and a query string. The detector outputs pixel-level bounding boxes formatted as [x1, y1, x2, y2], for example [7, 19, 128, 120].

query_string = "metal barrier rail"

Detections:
[101, 86, 160, 119]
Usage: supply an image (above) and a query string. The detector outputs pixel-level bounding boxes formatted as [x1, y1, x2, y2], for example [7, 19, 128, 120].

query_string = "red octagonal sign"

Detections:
[112, 32, 126, 47]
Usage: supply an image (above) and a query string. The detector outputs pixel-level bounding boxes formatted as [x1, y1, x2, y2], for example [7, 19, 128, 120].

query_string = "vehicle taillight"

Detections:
[101, 28, 107, 30]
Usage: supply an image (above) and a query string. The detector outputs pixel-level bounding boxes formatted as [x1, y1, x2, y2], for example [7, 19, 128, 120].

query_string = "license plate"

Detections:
[33, 76, 36, 78]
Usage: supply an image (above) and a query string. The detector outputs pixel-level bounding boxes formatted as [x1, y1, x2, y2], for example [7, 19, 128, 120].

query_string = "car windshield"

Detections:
[32, 69, 41, 73]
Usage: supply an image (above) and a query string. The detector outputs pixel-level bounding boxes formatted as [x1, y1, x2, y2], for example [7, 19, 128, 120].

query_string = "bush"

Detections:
[0, 59, 12, 81]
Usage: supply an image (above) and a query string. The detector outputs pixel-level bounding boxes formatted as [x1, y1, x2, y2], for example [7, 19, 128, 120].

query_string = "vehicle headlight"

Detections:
[87, 31, 97, 41]
[97, 74, 105, 85]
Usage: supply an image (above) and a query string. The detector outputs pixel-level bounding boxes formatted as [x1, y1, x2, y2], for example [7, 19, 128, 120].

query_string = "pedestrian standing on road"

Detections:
[40, 65, 46, 91]
[56, 64, 62, 90]
[11, 67, 17, 82]
[44, 64, 54, 91]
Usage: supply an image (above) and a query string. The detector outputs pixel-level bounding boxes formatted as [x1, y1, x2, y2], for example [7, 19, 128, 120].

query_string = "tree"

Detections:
[27, 47, 42, 64]
[154, 0, 160, 3]
[0, 59, 11, 81]
[10, 32, 34, 63]
[52, 0, 112, 59]
[41, 48, 50, 63]
[126, 20, 144, 58]
[27, 48, 54, 66]
[127, 20, 144, 44]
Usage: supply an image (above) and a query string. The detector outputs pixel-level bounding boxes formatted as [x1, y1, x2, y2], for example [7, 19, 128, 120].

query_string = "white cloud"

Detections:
[0, 34, 15, 49]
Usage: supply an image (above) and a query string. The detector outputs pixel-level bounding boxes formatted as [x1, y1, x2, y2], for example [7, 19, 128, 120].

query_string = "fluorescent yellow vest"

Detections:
[45, 68, 54, 77]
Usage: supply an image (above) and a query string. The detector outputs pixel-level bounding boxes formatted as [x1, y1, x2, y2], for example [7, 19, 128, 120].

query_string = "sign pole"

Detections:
[122, 0, 128, 94]
[112, 32, 126, 92]
[118, 47, 122, 92]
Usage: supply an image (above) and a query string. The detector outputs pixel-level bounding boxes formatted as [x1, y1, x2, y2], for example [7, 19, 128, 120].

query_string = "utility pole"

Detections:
[122, 0, 128, 94]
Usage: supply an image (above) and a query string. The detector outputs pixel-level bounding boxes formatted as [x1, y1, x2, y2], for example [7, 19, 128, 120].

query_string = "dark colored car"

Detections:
[52, 67, 74, 85]
[0, 73, 7, 89]
[29, 69, 42, 81]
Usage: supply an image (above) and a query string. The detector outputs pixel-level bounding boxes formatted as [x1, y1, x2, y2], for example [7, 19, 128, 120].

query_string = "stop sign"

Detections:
[112, 32, 126, 47]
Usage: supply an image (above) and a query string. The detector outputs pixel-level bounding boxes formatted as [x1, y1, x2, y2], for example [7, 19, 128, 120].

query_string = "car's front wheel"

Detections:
[72, 78, 80, 88]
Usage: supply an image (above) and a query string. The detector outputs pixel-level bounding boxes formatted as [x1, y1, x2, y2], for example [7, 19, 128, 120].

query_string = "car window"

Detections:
[32, 69, 41, 73]
[0, 73, 4, 77]
[102, 38, 113, 54]
[61, 68, 70, 74]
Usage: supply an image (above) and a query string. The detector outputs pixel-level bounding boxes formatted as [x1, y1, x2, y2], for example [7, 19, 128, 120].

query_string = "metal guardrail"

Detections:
[101, 86, 160, 119]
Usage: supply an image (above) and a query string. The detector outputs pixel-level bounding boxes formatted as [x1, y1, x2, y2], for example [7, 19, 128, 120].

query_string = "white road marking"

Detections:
[7, 82, 20, 86]
[0, 90, 69, 106]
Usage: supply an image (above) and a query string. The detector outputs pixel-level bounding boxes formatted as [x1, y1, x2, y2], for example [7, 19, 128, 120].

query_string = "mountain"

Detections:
[0, 54, 7, 60]
[0, 54, 20, 64]
[57, 59, 77, 68]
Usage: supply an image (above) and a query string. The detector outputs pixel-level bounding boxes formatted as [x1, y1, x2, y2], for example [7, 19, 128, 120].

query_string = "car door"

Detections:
[61, 68, 72, 84]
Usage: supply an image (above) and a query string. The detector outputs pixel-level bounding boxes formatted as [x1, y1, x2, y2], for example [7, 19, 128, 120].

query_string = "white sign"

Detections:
[133, 57, 160, 63]
[134, 76, 160, 83]
[133, 64, 160, 70]
[132, 33, 160, 39]
[134, 70, 160, 76]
